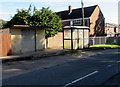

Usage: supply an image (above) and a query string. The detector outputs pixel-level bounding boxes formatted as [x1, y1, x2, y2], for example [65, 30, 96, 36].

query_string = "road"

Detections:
[2, 48, 120, 86]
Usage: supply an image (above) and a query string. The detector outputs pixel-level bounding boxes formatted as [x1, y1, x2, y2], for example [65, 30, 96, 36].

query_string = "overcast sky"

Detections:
[0, 0, 119, 24]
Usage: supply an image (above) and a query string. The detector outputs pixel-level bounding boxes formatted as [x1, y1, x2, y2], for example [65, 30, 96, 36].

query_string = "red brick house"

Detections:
[57, 5, 105, 37]
[105, 23, 120, 37]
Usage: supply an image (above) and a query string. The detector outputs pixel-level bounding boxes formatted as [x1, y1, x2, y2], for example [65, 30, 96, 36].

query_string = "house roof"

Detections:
[105, 23, 118, 27]
[10, 25, 53, 29]
[57, 5, 98, 20]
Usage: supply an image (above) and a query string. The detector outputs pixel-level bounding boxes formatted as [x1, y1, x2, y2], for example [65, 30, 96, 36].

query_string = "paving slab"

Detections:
[1, 49, 77, 62]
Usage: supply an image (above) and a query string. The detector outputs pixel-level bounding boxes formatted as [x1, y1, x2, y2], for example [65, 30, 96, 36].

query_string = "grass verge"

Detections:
[90, 44, 120, 50]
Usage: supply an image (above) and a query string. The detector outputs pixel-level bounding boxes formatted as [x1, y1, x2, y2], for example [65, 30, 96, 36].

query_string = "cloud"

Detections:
[0, 12, 13, 15]
[0, 0, 119, 2]
[118, 1, 120, 24]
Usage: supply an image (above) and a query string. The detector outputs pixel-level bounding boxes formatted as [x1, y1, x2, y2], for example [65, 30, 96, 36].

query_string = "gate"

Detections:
[0, 33, 12, 56]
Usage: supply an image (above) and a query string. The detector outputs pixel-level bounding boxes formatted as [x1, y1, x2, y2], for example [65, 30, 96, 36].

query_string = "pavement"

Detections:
[1, 48, 120, 86]
[0, 49, 77, 62]
[2, 48, 81, 79]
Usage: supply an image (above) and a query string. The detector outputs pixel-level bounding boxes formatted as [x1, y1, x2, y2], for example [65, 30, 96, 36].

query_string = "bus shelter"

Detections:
[63, 26, 89, 50]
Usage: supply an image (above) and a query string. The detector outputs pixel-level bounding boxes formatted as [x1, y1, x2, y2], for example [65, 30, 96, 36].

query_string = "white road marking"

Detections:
[107, 65, 112, 67]
[64, 70, 98, 87]
[117, 61, 120, 63]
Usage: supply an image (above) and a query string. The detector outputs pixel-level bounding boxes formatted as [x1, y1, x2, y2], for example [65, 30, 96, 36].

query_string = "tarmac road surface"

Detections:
[2, 49, 120, 86]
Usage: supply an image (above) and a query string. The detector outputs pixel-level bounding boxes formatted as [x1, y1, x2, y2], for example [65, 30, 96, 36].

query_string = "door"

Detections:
[21, 29, 35, 53]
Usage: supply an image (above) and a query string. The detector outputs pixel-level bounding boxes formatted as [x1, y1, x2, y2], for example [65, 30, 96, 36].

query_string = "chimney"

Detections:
[68, 5, 72, 15]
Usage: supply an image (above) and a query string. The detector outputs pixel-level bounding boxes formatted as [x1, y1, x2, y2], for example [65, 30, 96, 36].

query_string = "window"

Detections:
[73, 20, 82, 26]
[73, 19, 90, 26]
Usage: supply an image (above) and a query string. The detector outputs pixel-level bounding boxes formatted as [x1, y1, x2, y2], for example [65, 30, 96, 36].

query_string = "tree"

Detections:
[29, 7, 62, 37]
[0, 19, 6, 28]
[3, 9, 31, 28]
[3, 5, 62, 37]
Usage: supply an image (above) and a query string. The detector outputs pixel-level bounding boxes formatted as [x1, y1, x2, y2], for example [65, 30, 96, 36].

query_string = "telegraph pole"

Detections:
[81, 0, 85, 48]
[81, 0, 85, 26]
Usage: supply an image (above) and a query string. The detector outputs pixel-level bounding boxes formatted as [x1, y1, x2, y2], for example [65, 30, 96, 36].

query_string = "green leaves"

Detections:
[4, 8, 31, 27]
[0, 19, 6, 28]
[3, 5, 62, 37]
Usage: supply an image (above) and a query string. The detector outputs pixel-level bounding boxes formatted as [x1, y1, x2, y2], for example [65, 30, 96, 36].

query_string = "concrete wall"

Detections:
[36, 29, 45, 50]
[90, 6, 105, 37]
[10, 27, 45, 54]
[10, 28, 22, 54]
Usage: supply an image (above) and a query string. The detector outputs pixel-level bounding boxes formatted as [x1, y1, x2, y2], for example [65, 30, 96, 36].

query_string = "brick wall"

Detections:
[90, 6, 105, 37]
[46, 32, 74, 49]
[46, 32, 63, 49]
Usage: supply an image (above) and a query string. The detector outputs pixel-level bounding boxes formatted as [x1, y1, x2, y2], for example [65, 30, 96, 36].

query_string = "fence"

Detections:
[89, 36, 120, 46]
[0, 33, 12, 56]
[46, 35, 120, 49]
[89, 37, 107, 46]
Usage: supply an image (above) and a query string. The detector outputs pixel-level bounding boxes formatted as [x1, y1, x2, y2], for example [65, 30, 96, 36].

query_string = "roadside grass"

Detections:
[90, 44, 120, 49]
[64, 45, 71, 49]
[60, 44, 120, 50]
[63, 45, 78, 49]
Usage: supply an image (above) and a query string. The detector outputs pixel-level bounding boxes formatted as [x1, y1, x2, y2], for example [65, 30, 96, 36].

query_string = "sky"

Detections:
[0, 0, 119, 24]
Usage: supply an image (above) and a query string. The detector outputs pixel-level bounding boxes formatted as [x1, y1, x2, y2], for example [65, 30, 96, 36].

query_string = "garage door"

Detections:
[21, 29, 35, 53]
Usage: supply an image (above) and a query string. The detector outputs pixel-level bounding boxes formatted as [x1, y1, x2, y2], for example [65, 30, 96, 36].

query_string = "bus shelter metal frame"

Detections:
[63, 26, 89, 50]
